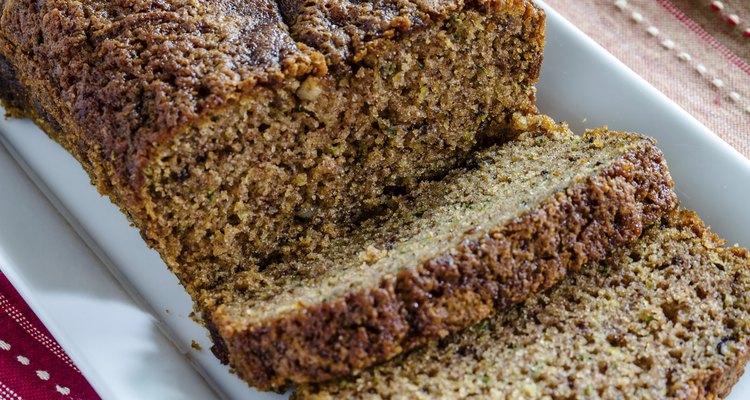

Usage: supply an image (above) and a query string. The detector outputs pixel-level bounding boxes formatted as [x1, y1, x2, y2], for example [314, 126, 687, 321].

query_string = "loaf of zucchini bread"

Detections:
[0, 0, 686, 392]
[296, 209, 750, 399]
[204, 121, 677, 389]
[0, 0, 545, 300]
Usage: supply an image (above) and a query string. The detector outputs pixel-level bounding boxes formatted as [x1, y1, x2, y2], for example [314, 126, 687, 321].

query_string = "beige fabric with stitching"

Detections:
[547, 0, 750, 158]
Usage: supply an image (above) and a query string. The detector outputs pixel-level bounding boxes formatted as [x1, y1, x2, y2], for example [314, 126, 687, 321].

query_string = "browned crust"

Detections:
[0, 52, 69, 149]
[213, 143, 678, 390]
[0, 0, 324, 224]
[292, 210, 750, 399]
[0, 53, 27, 117]
[0, 0, 539, 213]
[672, 212, 750, 400]
[689, 343, 750, 399]
[280, 0, 544, 69]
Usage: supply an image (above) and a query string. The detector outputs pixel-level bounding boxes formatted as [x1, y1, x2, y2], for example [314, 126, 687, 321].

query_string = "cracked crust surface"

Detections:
[279, 0, 544, 68]
[295, 209, 750, 399]
[0, 0, 323, 202]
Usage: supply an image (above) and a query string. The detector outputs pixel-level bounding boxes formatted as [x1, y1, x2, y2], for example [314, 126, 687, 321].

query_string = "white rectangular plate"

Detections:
[1, 2, 749, 399]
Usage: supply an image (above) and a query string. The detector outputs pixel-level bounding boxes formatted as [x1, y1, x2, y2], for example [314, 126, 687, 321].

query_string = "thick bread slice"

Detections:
[208, 123, 677, 389]
[295, 209, 750, 399]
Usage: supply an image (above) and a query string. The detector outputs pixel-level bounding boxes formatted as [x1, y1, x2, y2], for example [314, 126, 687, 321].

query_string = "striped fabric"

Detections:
[547, 0, 750, 158]
[0, 272, 99, 400]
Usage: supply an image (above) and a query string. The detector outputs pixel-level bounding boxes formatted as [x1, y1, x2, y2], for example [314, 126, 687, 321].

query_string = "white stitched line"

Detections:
[613, 1, 749, 110]
[2, 344, 72, 398]
[55, 385, 71, 396]
[678, 51, 693, 61]
[0, 380, 23, 400]
[0, 294, 79, 371]
[36, 370, 50, 381]
[709, 1, 749, 34]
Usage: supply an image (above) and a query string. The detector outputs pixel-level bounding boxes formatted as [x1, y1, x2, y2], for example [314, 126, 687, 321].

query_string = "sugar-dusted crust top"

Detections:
[0, 0, 539, 202]
[280, 0, 543, 67]
[0, 0, 325, 196]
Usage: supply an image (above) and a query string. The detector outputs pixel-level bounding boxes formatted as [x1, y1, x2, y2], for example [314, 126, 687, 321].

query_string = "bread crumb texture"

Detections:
[0, 0, 547, 389]
[296, 210, 750, 399]
[0, 0, 545, 299]
[208, 126, 676, 389]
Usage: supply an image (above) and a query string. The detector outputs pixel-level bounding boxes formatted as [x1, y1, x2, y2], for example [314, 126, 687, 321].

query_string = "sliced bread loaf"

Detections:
[0, 0, 545, 297]
[295, 209, 750, 399]
[206, 122, 677, 389]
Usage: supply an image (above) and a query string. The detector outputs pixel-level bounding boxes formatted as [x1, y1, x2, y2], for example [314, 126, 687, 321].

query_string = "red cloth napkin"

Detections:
[0, 271, 99, 400]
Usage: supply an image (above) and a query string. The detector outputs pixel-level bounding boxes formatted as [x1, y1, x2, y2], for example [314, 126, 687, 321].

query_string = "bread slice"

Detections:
[295, 209, 750, 399]
[0, 0, 545, 299]
[205, 122, 677, 389]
